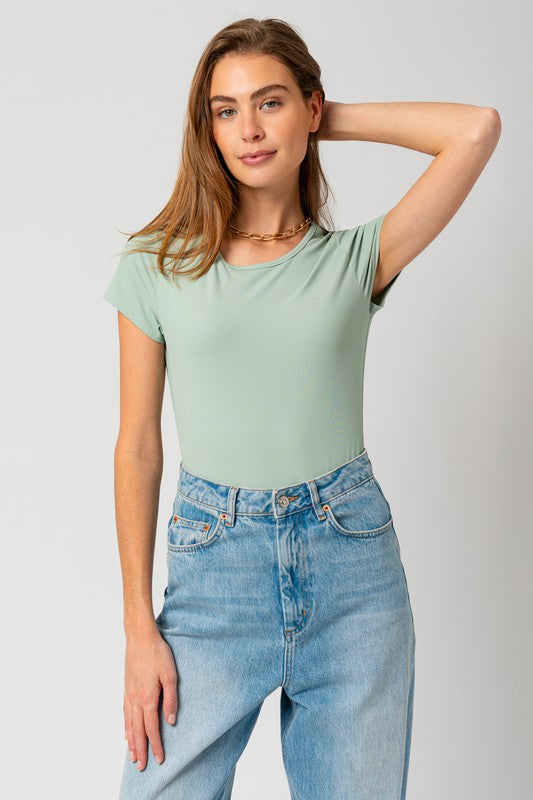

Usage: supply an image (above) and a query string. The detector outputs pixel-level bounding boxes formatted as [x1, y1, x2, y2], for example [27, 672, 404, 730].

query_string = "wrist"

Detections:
[317, 100, 343, 141]
[124, 611, 158, 639]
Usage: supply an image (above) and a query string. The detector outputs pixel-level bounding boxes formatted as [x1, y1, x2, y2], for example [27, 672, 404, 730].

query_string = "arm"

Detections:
[114, 313, 164, 637]
[112, 311, 177, 770]
[318, 100, 502, 298]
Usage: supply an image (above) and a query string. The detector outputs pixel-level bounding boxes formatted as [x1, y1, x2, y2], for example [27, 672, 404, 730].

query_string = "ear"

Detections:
[309, 90, 323, 133]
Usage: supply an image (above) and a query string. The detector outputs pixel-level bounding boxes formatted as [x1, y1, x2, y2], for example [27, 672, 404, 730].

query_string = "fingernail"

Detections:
[168, 714, 176, 724]
[129, 751, 135, 761]
[156, 755, 163, 764]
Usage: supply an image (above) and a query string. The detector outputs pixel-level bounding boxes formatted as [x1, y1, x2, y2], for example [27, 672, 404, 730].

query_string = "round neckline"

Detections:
[217, 221, 318, 271]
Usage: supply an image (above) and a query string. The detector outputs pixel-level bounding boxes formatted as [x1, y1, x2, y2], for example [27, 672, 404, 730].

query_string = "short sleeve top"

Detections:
[102, 214, 400, 488]
[103, 240, 165, 343]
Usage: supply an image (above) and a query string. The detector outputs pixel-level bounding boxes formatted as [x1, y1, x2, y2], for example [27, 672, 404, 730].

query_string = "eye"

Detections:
[262, 99, 281, 110]
[216, 99, 282, 119]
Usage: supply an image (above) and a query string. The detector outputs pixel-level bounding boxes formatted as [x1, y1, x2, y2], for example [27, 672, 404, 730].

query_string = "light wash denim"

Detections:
[119, 448, 416, 799]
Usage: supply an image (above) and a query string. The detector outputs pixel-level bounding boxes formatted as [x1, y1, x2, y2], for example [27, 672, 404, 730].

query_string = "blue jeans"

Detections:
[119, 449, 416, 799]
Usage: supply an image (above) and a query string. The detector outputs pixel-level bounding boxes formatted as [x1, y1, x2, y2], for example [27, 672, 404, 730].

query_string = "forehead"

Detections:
[209, 53, 295, 98]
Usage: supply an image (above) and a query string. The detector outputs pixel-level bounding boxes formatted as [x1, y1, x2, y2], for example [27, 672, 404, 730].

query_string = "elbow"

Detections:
[472, 107, 502, 146]
[114, 436, 164, 465]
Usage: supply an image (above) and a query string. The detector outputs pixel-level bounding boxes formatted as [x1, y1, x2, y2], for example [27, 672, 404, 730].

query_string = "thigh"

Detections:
[119, 687, 262, 800]
[280, 478, 416, 799]
[119, 492, 283, 799]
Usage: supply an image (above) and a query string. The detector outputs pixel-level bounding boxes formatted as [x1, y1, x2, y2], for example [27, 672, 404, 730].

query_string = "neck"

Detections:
[229, 214, 307, 236]
[231, 182, 306, 234]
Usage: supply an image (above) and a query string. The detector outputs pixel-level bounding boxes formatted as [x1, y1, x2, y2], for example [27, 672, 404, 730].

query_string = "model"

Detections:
[102, 16, 501, 800]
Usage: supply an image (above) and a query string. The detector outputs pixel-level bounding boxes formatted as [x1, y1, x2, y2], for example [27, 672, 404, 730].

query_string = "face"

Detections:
[209, 53, 322, 192]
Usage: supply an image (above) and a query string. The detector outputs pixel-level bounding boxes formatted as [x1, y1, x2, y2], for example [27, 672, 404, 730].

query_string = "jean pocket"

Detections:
[167, 493, 225, 552]
[322, 474, 393, 539]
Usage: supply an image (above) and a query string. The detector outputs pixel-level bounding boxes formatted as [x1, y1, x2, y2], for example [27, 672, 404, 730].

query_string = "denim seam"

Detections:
[325, 473, 375, 504]
[285, 540, 312, 639]
[175, 480, 375, 520]
[175, 488, 227, 516]
[325, 511, 393, 538]
[167, 516, 225, 552]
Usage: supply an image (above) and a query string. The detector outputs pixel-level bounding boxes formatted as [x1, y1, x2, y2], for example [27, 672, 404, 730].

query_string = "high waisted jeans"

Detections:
[119, 448, 416, 799]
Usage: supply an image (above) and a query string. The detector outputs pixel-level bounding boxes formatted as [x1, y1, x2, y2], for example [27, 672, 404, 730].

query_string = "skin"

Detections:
[210, 53, 323, 262]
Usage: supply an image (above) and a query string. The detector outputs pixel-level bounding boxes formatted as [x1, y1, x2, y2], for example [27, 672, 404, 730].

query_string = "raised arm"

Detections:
[317, 100, 502, 299]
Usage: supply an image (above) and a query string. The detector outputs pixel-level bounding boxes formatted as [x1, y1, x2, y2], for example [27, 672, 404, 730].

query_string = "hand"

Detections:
[123, 628, 178, 771]
[316, 99, 337, 141]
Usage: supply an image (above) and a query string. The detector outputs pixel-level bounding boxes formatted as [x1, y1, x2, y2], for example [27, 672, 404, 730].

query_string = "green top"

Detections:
[102, 215, 400, 488]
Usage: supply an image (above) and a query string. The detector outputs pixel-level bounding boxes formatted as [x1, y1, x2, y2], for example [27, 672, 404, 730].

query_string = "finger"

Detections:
[132, 703, 148, 771]
[161, 673, 178, 725]
[123, 696, 136, 762]
[144, 700, 164, 765]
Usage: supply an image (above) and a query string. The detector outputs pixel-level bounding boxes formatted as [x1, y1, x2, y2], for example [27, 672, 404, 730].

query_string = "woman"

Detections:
[103, 17, 501, 800]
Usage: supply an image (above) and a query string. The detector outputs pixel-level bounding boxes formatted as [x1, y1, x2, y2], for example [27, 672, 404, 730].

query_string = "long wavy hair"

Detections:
[119, 18, 335, 282]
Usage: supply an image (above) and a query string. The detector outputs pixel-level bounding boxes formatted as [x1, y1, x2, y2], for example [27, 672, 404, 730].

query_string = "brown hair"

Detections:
[119, 18, 335, 282]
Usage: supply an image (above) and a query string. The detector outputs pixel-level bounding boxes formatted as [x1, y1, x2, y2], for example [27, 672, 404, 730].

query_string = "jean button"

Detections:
[278, 495, 289, 508]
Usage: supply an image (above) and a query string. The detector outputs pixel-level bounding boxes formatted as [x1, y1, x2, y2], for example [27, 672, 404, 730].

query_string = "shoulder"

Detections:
[120, 232, 163, 261]
[332, 214, 385, 256]
[116, 232, 175, 285]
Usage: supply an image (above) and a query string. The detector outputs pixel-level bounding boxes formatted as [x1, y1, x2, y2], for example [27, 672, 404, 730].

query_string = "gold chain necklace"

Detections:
[228, 217, 312, 241]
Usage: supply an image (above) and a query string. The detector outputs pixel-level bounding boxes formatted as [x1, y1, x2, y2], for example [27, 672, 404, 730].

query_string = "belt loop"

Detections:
[225, 485, 238, 527]
[307, 479, 326, 521]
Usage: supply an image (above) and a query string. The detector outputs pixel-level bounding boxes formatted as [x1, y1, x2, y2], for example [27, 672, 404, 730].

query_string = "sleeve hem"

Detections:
[103, 294, 165, 343]
[369, 270, 401, 315]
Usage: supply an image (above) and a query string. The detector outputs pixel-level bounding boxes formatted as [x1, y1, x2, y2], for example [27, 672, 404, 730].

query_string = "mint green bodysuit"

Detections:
[103, 215, 400, 488]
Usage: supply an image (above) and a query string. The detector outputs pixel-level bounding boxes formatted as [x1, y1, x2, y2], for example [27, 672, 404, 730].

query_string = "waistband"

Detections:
[177, 449, 375, 526]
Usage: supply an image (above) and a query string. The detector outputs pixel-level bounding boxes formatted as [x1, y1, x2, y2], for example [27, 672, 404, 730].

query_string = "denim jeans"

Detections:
[119, 448, 416, 799]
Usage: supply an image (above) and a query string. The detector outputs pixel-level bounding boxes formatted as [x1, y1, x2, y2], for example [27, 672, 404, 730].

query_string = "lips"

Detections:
[240, 150, 276, 166]
[240, 149, 276, 159]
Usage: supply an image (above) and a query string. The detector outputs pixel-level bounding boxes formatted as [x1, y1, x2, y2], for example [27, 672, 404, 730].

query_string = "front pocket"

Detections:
[322, 475, 393, 538]
[167, 493, 225, 551]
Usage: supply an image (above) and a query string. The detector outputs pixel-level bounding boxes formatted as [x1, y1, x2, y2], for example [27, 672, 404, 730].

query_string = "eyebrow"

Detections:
[209, 83, 290, 105]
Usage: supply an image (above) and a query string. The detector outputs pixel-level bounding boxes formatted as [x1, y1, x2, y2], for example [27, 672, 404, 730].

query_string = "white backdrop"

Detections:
[1, 2, 531, 798]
